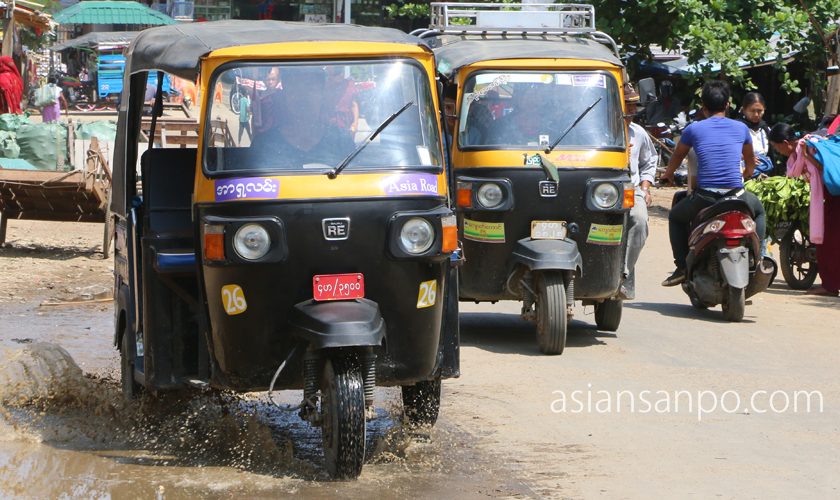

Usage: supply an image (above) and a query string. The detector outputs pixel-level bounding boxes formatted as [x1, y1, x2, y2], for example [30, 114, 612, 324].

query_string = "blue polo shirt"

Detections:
[680, 116, 751, 188]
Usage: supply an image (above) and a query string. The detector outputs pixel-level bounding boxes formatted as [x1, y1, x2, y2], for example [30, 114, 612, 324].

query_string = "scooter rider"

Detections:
[660, 80, 767, 286]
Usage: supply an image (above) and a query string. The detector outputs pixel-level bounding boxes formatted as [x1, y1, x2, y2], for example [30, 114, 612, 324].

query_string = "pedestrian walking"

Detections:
[621, 83, 657, 299]
[238, 93, 251, 143]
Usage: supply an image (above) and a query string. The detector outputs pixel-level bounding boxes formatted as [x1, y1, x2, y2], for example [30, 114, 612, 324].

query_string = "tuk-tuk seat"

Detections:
[153, 248, 196, 274]
[140, 148, 196, 240]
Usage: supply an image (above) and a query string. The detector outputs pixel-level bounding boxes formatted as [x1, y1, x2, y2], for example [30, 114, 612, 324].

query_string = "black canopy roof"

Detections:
[125, 20, 425, 80]
[430, 37, 622, 80]
[51, 31, 139, 52]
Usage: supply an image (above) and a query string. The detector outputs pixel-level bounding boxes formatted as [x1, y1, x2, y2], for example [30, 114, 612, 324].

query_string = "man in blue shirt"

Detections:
[660, 80, 766, 286]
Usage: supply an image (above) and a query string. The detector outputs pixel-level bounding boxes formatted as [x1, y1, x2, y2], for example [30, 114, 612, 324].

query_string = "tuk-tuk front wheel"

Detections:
[535, 271, 568, 355]
[120, 324, 143, 399]
[402, 378, 441, 428]
[321, 357, 366, 479]
[594, 299, 623, 332]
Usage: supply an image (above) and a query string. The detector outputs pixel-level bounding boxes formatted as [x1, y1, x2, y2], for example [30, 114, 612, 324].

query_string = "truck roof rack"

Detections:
[417, 2, 620, 58]
[430, 2, 595, 33]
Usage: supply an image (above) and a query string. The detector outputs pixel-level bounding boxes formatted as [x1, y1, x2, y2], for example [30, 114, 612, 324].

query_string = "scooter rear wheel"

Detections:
[321, 357, 366, 479]
[722, 287, 745, 322]
[535, 271, 567, 355]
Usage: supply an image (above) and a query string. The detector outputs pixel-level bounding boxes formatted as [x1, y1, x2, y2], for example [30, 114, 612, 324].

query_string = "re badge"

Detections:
[322, 218, 350, 241]
[539, 181, 558, 197]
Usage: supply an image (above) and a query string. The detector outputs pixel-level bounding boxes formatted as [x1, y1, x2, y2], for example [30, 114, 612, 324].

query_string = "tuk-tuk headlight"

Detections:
[476, 183, 504, 209]
[592, 183, 620, 209]
[233, 223, 271, 260]
[399, 217, 435, 254]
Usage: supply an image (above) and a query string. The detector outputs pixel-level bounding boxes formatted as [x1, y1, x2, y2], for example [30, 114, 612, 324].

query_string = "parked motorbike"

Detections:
[672, 190, 776, 321]
[775, 220, 818, 290]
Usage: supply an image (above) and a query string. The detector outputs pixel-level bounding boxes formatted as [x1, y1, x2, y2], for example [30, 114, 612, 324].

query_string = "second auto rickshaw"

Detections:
[418, 3, 633, 354]
[111, 20, 458, 479]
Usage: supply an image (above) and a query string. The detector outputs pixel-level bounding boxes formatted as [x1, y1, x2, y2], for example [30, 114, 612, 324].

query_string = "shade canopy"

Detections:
[50, 30, 139, 51]
[54, 1, 176, 26]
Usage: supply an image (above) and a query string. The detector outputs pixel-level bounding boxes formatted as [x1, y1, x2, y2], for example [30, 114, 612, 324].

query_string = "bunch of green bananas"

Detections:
[745, 176, 811, 233]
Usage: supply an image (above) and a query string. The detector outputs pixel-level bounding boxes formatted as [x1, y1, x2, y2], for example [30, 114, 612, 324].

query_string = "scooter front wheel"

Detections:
[595, 298, 623, 332]
[321, 357, 366, 479]
[535, 271, 567, 355]
[722, 287, 745, 322]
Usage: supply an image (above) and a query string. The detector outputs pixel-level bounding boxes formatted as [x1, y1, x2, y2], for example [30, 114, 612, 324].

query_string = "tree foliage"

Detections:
[592, 0, 840, 94]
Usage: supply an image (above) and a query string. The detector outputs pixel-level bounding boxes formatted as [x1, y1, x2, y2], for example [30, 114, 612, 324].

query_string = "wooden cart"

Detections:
[0, 137, 112, 252]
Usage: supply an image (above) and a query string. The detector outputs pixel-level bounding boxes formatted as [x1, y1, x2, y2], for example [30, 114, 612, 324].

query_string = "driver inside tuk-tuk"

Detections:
[487, 83, 580, 148]
[250, 67, 355, 168]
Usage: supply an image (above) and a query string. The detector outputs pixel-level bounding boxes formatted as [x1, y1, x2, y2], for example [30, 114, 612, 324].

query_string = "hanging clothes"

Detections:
[0, 56, 23, 114]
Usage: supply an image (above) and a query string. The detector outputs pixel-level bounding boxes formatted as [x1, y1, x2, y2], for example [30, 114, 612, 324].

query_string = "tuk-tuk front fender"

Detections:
[289, 298, 386, 349]
[511, 237, 582, 272]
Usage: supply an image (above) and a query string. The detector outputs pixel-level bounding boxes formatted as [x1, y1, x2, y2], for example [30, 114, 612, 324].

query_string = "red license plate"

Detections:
[312, 273, 365, 301]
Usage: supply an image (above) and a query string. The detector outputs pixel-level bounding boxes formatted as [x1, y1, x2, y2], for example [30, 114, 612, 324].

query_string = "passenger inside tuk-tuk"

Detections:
[458, 72, 625, 150]
[250, 67, 354, 166]
[206, 60, 442, 172]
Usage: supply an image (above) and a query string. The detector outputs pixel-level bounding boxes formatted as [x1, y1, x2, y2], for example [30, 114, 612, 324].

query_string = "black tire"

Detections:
[779, 227, 818, 290]
[722, 287, 745, 322]
[595, 299, 623, 332]
[321, 357, 365, 479]
[535, 272, 567, 355]
[229, 88, 241, 115]
[402, 378, 441, 428]
[120, 324, 143, 399]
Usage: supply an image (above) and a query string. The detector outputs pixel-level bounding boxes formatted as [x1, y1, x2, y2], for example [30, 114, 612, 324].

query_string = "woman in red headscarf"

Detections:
[0, 56, 23, 114]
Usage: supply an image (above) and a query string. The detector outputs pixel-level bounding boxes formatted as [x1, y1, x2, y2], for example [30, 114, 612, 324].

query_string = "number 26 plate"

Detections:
[531, 220, 568, 240]
[313, 273, 365, 301]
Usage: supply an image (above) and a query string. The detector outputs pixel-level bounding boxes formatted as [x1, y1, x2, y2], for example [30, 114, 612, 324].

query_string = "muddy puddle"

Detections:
[0, 303, 532, 498]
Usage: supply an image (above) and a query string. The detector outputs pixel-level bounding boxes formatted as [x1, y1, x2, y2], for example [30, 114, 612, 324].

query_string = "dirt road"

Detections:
[1, 190, 838, 498]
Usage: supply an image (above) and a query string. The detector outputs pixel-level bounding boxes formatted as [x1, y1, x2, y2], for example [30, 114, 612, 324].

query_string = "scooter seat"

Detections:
[694, 197, 753, 226]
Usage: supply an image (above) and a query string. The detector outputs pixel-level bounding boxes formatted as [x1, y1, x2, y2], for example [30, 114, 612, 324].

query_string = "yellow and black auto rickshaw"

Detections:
[111, 20, 459, 478]
[418, 3, 633, 354]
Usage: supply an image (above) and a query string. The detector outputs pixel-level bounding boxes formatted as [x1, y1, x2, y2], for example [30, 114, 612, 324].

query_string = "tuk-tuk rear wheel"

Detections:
[321, 357, 366, 479]
[535, 272, 568, 355]
[402, 378, 441, 428]
[120, 324, 143, 399]
[594, 299, 623, 332]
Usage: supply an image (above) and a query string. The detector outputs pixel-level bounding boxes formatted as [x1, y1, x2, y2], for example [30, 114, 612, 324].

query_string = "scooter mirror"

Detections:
[638, 77, 656, 105]
[828, 65, 839, 76]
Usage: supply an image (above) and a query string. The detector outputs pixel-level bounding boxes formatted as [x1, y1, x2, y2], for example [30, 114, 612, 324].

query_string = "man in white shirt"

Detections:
[622, 83, 657, 299]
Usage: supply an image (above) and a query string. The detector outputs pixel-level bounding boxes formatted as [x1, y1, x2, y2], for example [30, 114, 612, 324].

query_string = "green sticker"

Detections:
[587, 224, 623, 245]
[464, 218, 505, 243]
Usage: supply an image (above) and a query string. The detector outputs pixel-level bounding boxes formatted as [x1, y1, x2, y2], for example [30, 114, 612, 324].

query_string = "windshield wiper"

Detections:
[544, 97, 602, 154]
[327, 101, 415, 179]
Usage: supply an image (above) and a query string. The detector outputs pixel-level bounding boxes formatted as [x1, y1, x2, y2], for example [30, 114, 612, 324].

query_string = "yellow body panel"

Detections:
[195, 171, 447, 203]
[451, 59, 629, 170]
[193, 41, 445, 201]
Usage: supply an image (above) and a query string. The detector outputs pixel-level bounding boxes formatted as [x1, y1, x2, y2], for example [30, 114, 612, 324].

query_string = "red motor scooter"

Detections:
[674, 190, 776, 321]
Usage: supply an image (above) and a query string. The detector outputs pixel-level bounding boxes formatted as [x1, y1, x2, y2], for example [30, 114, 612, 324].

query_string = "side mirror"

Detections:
[638, 77, 656, 105]
[828, 65, 839, 77]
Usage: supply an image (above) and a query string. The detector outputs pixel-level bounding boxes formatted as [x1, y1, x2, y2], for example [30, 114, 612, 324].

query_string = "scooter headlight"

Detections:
[476, 183, 504, 209]
[399, 217, 434, 254]
[592, 183, 620, 209]
[233, 223, 271, 260]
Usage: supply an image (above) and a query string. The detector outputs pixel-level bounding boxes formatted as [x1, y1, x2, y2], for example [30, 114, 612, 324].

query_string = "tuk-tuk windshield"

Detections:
[204, 60, 442, 174]
[458, 71, 625, 150]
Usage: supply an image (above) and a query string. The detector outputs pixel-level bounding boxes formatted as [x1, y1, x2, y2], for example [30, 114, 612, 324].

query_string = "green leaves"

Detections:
[591, 0, 839, 98]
